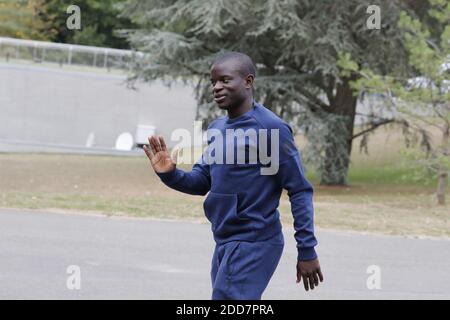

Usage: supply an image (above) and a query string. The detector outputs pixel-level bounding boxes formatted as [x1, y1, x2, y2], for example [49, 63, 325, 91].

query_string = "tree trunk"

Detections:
[320, 78, 357, 186]
[436, 170, 447, 205]
[436, 121, 449, 205]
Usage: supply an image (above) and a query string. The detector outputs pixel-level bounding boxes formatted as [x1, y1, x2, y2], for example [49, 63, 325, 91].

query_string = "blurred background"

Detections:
[0, 0, 448, 299]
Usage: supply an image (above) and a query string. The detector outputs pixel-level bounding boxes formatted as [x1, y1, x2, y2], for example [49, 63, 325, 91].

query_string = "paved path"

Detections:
[0, 208, 448, 299]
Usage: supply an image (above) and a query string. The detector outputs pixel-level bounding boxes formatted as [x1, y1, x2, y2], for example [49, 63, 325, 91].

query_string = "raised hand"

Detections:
[143, 135, 177, 173]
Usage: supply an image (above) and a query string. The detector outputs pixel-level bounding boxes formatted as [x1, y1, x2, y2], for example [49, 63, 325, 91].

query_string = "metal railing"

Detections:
[0, 37, 142, 71]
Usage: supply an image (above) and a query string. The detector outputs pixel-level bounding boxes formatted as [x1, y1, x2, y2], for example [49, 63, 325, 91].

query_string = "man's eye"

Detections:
[223, 79, 229, 83]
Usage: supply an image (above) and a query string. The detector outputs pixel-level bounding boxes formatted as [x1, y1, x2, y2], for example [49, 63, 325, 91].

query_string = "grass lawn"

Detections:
[0, 126, 448, 238]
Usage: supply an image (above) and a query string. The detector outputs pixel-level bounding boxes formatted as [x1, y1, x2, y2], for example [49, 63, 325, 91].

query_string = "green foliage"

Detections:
[399, 148, 450, 186]
[121, 0, 419, 185]
[0, 0, 56, 40]
[0, 0, 135, 48]
[340, 0, 450, 187]
[44, 0, 135, 48]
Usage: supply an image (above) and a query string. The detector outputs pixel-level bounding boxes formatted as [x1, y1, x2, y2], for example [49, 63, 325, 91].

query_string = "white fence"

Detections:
[0, 37, 142, 71]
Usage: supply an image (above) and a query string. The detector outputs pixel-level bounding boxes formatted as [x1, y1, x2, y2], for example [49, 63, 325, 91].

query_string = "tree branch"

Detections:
[295, 85, 332, 112]
[355, 112, 394, 121]
[352, 119, 396, 139]
[179, 61, 208, 77]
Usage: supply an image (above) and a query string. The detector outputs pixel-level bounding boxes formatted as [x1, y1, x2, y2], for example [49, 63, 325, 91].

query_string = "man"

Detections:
[144, 52, 323, 300]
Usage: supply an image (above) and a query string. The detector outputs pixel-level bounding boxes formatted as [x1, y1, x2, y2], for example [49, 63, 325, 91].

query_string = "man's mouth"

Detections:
[214, 95, 226, 103]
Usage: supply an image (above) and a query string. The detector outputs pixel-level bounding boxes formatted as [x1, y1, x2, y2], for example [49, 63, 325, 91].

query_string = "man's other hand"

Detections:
[296, 258, 324, 291]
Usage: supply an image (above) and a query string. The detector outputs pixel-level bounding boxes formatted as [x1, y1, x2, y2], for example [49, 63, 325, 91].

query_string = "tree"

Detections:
[0, 0, 56, 40]
[0, 0, 134, 48]
[43, 0, 135, 48]
[120, 0, 420, 185]
[340, 0, 449, 204]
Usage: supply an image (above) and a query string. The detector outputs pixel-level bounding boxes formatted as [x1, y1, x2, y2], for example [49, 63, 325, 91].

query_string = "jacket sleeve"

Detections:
[156, 153, 211, 196]
[276, 122, 318, 261]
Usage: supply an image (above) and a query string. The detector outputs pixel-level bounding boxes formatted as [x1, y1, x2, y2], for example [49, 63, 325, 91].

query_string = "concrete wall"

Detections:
[0, 63, 199, 149]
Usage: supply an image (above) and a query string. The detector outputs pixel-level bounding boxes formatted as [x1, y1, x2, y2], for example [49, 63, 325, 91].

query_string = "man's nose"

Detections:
[213, 82, 224, 92]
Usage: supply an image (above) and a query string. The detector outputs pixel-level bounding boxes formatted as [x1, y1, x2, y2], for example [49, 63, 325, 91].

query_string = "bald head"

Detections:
[212, 52, 256, 78]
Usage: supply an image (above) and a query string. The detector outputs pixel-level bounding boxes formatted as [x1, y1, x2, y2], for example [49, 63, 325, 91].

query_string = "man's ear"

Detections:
[245, 74, 255, 89]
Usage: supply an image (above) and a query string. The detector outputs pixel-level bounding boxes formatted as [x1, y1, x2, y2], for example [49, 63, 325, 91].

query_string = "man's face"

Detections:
[210, 60, 252, 110]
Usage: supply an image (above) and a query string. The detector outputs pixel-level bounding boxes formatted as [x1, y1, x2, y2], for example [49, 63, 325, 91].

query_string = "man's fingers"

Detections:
[153, 136, 162, 152]
[159, 136, 167, 152]
[318, 268, 324, 282]
[302, 274, 309, 291]
[143, 145, 154, 160]
[296, 269, 301, 283]
[150, 136, 158, 154]
[297, 262, 323, 290]
[150, 136, 161, 153]
[148, 136, 157, 154]
[313, 272, 319, 286]
[308, 274, 315, 290]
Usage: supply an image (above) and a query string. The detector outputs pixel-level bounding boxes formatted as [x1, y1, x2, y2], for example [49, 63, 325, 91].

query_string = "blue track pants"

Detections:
[210, 232, 284, 300]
